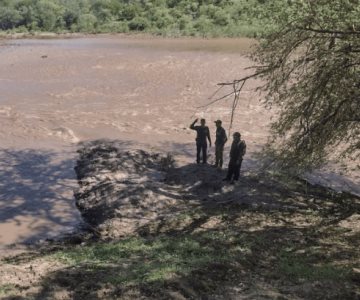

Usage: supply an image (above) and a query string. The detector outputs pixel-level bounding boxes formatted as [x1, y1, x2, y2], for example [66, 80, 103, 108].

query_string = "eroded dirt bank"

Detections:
[73, 140, 284, 239]
[0, 142, 359, 299]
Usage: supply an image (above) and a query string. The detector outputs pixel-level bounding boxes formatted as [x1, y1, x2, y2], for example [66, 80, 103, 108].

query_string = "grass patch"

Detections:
[52, 232, 242, 286]
[278, 252, 352, 281]
[0, 284, 16, 296]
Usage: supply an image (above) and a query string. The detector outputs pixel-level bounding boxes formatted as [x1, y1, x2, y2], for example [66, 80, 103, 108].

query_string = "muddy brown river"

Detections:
[0, 35, 358, 248]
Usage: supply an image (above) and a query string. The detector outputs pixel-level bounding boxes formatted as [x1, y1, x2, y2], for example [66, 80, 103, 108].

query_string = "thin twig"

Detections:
[207, 84, 225, 100]
[296, 26, 360, 35]
[196, 89, 236, 109]
[229, 80, 246, 134]
[194, 67, 269, 131]
[218, 69, 267, 86]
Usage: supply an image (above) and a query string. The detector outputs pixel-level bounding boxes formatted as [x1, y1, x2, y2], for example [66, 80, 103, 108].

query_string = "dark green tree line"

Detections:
[0, 0, 283, 37]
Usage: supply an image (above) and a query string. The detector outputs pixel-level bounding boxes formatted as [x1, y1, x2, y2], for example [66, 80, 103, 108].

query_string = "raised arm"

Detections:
[190, 118, 198, 130]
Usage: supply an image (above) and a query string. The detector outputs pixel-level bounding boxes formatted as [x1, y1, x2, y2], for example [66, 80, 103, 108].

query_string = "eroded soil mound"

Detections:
[74, 140, 180, 237]
[73, 140, 285, 238]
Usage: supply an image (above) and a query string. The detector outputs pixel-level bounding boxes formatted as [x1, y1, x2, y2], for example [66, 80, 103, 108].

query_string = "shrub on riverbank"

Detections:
[0, 0, 285, 37]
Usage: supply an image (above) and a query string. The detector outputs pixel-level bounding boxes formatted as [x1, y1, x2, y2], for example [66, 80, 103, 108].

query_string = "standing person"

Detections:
[214, 120, 227, 169]
[224, 132, 246, 183]
[190, 118, 211, 164]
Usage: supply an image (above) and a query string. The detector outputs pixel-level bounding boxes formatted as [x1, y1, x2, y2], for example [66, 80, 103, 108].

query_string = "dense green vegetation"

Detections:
[0, 0, 284, 37]
[250, 0, 360, 170]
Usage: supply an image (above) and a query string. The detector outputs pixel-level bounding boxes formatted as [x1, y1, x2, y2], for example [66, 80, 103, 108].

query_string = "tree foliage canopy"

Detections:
[252, 0, 360, 170]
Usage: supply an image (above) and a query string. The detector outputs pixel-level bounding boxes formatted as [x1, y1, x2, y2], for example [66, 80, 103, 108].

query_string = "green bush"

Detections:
[121, 4, 140, 21]
[35, 0, 64, 31]
[150, 9, 174, 29]
[99, 21, 128, 33]
[213, 9, 230, 26]
[194, 15, 213, 36]
[77, 13, 97, 32]
[11, 25, 29, 33]
[128, 16, 150, 31]
[0, 7, 21, 30]
[178, 15, 192, 31]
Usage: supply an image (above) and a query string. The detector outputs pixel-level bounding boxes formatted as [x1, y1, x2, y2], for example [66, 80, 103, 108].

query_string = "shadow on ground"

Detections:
[0, 148, 80, 245]
[1, 140, 359, 299]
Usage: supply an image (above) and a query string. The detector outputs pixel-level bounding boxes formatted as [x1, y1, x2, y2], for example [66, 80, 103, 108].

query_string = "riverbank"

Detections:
[1, 142, 359, 299]
[0, 32, 257, 54]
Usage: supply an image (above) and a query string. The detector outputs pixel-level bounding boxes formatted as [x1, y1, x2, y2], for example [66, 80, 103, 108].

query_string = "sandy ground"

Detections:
[0, 35, 358, 248]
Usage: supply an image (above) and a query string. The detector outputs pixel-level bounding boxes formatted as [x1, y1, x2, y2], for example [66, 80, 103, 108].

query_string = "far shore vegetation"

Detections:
[0, 0, 283, 38]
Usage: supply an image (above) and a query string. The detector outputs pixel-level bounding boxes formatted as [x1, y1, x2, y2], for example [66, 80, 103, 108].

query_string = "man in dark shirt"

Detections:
[224, 132, 246, 183]
[214, 120, 227, 169]
[190, 118, 211, 164]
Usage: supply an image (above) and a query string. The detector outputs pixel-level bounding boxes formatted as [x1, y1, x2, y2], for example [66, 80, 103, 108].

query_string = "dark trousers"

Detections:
[226, 159, 242, 181]
[196, 142, 207, 163]
[215, 144, 224, 167]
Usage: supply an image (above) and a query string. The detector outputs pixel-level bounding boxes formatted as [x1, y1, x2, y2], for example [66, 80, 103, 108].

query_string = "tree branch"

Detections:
[217, 68, 269, 86]
[296, 26, 360, 36]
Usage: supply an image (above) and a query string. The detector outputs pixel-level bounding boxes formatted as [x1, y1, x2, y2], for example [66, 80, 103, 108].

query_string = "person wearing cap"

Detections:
[214, 120, 227, 169]
[190, 118, 211, 164]
[224, 132, 246, 183]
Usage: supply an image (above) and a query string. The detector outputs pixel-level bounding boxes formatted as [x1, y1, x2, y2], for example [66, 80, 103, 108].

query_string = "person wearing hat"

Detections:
[214, 120, 227, 169]
[190, 118, 212, 164]
[224, 132, 246, 183]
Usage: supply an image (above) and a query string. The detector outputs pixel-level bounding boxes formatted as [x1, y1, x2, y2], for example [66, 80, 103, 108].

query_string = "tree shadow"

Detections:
[3, 139, 359, 299]
[11, 221, 359, 300]
[305, 169, 360, 197]
[0, 148, 80, 245]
